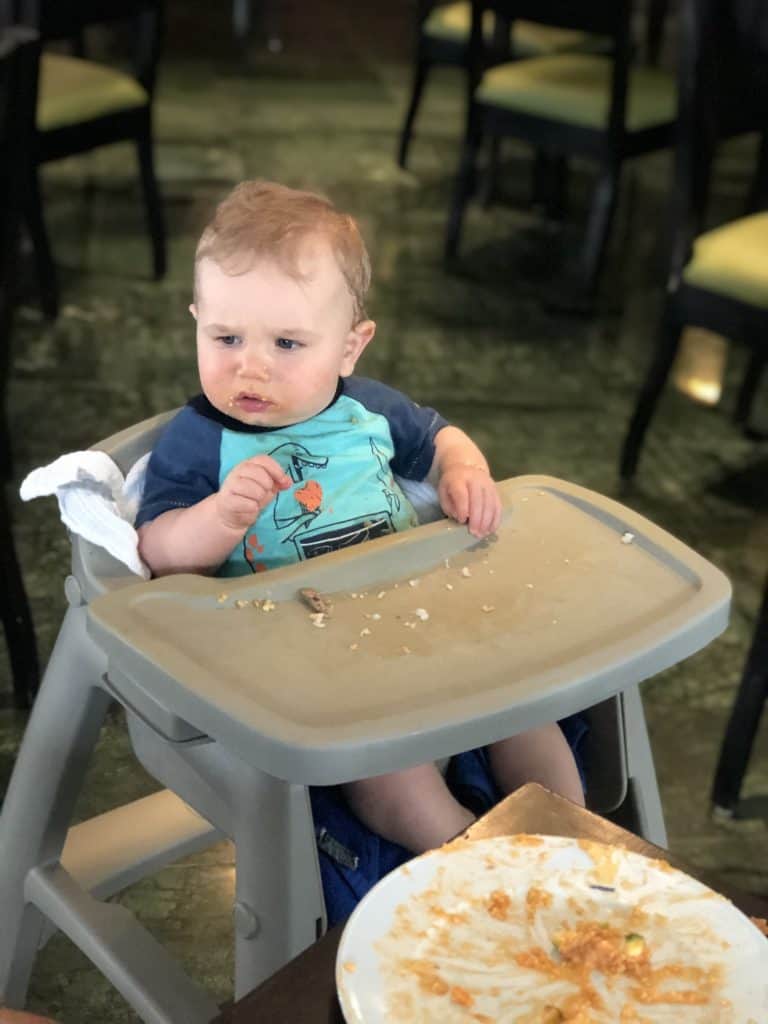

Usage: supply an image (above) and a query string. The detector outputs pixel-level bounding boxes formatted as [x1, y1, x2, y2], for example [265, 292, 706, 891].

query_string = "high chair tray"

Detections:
[87, 476, 730, 785]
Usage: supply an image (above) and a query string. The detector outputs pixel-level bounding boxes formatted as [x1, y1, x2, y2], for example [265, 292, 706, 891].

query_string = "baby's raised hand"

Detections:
[438, 464, 502, 539]
[215, 455, 291, 532]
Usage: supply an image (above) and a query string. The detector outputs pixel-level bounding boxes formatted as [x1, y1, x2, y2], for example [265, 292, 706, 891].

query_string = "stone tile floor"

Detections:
[1, 1, 767, 1019]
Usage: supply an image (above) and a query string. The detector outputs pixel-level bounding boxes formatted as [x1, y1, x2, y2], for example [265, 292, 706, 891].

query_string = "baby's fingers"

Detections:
[466, 487, 487, 538]
[441, 478, 470, 525]
[244, 455, 291, 489]
[468, 481, 502, 537]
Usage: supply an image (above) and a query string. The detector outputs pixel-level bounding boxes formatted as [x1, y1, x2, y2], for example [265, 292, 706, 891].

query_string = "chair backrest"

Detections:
[8, 0, 163, 93]
[475, 0, 626, 36]
[468, 0, 634, 137]
[668, 0, 768, 280]
[0, 25, 39, 391]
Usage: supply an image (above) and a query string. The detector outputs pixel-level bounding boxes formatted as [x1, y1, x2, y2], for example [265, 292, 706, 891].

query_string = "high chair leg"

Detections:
[232, 774, 325, 998]
[125, 711, 325, 996]
[618, 685, 667, 848]
[0, 605, 109, 1007]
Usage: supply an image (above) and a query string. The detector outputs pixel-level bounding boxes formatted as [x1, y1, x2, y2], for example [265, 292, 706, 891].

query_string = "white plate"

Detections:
[336, 834, 768, 1023]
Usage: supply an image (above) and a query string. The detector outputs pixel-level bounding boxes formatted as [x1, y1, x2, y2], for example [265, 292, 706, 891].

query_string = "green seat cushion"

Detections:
[683, 212, 768, 309]
[38, 53, 148, 132]
[424, 2, 598, 56]
[477, 53, 676, 132]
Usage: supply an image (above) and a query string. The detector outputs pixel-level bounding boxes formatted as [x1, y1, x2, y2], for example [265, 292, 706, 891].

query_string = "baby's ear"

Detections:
[189, 303, 198, 320]
[341, 319, 376, 376]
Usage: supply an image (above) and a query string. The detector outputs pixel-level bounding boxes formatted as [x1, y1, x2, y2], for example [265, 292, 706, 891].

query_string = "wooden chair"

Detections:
[0, 24, 41, 708]
[620, 0, 768, 483]
[397, 0, 606, 170]
[3, 0, 166, 320]
[444, 0, 678, 297]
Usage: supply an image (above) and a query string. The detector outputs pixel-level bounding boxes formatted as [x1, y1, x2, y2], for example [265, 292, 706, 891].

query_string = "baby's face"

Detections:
[192, 240, 375, 427]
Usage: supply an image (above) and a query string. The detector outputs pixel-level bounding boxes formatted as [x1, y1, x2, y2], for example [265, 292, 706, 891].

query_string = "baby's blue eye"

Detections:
[275, 337, 301, 351]
[217, 335, 240, 347]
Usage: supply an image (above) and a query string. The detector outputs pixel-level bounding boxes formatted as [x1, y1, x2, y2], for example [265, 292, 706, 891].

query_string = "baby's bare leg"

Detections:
[342, 764, 476, 854]
[488, 722, 585, 806]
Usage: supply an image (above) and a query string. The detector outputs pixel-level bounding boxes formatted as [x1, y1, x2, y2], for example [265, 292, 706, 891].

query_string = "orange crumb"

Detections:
[295, 479, 323, 512]
[487, 890, 511, 920]
[526, 886, 553, 922]
[450, 986, 474, 1007]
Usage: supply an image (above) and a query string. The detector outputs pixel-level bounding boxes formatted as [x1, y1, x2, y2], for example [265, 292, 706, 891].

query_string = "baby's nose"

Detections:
[238, 349, 271, 379]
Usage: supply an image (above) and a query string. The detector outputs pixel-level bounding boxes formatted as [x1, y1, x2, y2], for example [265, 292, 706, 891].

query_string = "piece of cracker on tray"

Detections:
[299, 587, 332, 615]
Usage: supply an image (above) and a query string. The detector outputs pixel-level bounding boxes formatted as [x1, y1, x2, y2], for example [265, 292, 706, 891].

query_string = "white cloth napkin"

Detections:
[18, 451, 443, 583]
[20, 451, 152, 578]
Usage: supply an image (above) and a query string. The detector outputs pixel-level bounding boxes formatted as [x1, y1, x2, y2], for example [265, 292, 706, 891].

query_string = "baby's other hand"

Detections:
[438, 465, 502, 538]
[215, 455, 291, 532]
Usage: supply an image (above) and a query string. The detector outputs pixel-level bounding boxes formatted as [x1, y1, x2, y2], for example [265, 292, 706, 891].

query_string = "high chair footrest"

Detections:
[60, 789, 222, 900]
[26, 865, 221, 1024]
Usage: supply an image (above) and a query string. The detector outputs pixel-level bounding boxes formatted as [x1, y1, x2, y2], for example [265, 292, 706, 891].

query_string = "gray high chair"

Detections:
[0, 411, 731, 1023]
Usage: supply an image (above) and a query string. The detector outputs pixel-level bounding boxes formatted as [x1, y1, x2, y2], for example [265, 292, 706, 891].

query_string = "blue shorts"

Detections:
[309, 713, 588, 927]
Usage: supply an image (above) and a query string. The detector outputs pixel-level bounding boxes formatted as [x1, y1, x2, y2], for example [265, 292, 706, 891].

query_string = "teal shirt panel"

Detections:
[217, 395, 420, 576]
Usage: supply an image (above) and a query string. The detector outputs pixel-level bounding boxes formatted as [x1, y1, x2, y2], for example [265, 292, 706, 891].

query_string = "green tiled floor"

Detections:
[1, 2, 767, 1020]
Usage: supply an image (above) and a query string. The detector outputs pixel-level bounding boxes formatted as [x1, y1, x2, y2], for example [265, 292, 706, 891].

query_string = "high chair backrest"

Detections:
[72, 410, 174, 604]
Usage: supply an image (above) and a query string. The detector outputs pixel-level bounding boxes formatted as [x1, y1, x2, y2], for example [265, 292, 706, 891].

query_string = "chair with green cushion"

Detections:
[444, 0, 678, 298]
[620, 0, 768, 482]
[397, 0, 607, 170]
[5, 0, 166, 320]
[619, 0, 768, 822]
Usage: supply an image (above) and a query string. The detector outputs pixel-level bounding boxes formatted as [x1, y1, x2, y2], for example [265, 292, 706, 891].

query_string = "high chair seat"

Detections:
[0, 413, 731, 1023]
[37, 53, 148, 131]
[477, 54, 677, 132]
[682, 212, 768, 309]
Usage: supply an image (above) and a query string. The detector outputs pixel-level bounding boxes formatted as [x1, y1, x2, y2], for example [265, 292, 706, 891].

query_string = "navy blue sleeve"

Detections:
[343, 377, 449, 480]
[135, 406, 222, 528]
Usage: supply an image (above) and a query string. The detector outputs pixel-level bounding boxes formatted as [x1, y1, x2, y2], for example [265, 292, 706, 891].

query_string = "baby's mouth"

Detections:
[232, 392, 274, 413]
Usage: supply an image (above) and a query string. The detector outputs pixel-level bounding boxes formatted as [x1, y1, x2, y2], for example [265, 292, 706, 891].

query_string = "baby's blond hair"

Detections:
[195, 180, 371, 321]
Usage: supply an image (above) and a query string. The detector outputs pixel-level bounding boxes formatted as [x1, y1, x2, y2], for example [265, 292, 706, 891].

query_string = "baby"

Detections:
[137, 179, 584, 872]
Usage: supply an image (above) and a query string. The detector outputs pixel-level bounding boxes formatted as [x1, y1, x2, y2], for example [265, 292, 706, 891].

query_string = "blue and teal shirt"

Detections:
[136, 377, 448, 576]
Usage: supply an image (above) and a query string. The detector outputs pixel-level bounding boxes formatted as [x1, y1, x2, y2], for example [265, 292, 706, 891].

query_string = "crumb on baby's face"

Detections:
[191, 240, 376, 428]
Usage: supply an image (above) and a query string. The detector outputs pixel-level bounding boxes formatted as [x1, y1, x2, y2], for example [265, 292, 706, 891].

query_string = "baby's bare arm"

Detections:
[138, 454, 291, 576]
[138, 497, 245, 576]
[429, 425, 502, 539]
[342, 764, 475, 854]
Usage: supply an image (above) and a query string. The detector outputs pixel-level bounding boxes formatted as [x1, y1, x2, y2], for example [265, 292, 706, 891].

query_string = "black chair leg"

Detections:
[579, 161, 621, 296]
[734, 349, 766, 437]
[711, 573, 768, 816]
[532, 150, 569, 220]
[444, 112, 483, 263]
[0, 487, 39, 708]
[136, 118, 167, 281]
[397, 56, 431, 170]
[23, 168, 59, 321]
[232, 0, 252, 41]
[645, 0, 668, 64]
[619, 309, 683, 482]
